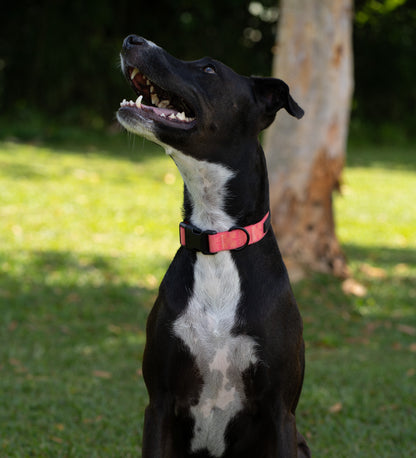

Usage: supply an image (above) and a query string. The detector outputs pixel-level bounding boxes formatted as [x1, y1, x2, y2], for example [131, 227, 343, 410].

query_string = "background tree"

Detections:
[264, 0, 354, 278]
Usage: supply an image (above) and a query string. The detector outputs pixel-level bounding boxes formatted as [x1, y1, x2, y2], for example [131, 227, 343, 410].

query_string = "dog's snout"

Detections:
[123, 34, 146, 50]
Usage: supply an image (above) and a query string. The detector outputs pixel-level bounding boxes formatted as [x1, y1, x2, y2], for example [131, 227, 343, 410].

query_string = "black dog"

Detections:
[117, 35, 311, 458]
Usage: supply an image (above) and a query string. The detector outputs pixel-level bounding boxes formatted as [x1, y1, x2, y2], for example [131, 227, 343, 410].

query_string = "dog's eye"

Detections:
[203, 65, 216, 75]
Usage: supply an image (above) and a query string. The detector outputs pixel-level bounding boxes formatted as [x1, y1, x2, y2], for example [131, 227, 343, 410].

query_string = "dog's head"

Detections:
[117, 35, 303, 158]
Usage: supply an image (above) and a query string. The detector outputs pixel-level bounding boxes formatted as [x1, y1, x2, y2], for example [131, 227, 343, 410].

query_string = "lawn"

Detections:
[0, 132, 415, 457]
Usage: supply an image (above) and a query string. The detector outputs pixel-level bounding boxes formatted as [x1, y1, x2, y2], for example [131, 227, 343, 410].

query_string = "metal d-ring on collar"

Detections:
[228, 226, 250, 251]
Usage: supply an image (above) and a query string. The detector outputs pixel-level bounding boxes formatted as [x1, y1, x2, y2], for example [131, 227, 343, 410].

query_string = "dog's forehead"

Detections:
[184, 57, 252, 103]
[188, 57, 245, 80]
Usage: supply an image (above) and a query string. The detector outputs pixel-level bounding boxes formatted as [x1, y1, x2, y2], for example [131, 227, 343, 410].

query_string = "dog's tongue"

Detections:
[145, 105, 177, 117]
[142, 102, 191, 122]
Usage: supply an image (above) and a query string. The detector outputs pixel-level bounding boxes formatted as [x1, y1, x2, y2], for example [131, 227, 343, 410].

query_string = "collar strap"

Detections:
[179, 212, 271, 255]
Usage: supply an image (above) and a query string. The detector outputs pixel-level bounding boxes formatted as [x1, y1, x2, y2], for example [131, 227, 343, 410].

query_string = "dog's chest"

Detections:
[168, 148, 258, 456]
[173, 252, 258, 457]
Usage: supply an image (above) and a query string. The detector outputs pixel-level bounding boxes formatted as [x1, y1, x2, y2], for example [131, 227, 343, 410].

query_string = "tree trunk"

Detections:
[264, 0, 354, 279]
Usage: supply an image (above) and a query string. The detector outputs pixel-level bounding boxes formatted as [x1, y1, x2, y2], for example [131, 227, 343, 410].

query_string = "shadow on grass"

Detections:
[1, 245, 415, 455]
[1, 127, 164, 165]
[295, 242, 416, 455]
[343, 242, 416, 268]
[346, 142, 416, 170]
[0, 160, 48, 180]
[0, 249, 159, 332]
[293, 242, 416, 350]
[0, 249, 152, 455]
[4, 120, 416, 168]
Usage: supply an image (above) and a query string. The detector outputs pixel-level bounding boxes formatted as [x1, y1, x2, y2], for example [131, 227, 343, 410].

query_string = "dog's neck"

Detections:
[166, 142, 270, 233]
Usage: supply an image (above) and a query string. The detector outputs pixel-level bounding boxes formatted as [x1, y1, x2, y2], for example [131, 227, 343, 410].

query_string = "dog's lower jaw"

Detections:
[116, 110, 165, 148]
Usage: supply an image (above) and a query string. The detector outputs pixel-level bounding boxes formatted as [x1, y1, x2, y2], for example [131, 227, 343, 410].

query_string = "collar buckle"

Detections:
[179, 222, 217, 255]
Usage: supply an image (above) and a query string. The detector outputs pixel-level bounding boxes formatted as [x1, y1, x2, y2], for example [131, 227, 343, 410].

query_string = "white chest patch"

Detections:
[169, 148, 258, 457]
[173, 252, 257, 457]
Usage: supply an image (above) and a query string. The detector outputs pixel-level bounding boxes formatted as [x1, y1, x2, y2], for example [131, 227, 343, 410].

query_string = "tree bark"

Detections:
[264, 0, 354, 278]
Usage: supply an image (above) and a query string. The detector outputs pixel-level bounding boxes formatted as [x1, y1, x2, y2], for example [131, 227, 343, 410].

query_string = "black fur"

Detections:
[117, 35, 311, 458]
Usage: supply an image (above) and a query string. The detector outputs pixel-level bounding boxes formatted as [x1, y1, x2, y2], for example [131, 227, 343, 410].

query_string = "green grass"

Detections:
[1, 133, 415, 456]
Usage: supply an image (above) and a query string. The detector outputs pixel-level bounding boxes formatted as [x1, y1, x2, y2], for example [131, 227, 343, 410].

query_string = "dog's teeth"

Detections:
[130, 68, 139, 80]
[160, 113, 166, 118]
[150, 85, 155, 93]
[151, 93, 160, 105]
[168, 113, 177, 120]
[158, 100, 170, 108]
[146, 79, 151, 86]
[177, 112, 186, 121]
[136, 95, 143, 108]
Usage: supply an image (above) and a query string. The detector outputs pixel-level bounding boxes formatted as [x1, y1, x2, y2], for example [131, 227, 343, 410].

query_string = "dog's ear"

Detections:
[251, 77, 304, 130]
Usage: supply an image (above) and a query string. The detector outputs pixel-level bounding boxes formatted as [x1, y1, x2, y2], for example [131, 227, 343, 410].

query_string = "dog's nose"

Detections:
[123, 35, 147, 50]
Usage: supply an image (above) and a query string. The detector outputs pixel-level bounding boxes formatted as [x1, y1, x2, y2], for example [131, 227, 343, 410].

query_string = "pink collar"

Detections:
[179, 212, 271, 255]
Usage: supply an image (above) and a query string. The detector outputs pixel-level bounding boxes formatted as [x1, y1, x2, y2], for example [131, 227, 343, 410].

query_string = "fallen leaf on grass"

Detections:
[329, 402, 343, 413]
[83, 416, 103, 424]
[93, 370, 112, 379]
[65, 293, 81, 304]
[8, 321, 18, 331]
[346, 336, 370, 345]
[394, 263, 410, 274]
[9, 358, 28, 373]
[50, 436, 63, 444]
[364, 321, 382, 334]
[145, 274, 158, 288]
[409, 343, 416, 353]
[108, 324, 122, 335]
[164, 172, 176, 185]
[360, 263, 387, 279]
[406, 368, 415, 377]
[397, 324, 416, 336]
[379, 404, 398, 412]
[342, 278, 367, 297]
[303, 316, 316, 324]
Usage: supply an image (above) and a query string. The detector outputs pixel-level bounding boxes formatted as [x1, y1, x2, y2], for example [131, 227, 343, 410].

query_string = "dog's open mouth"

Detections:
[119, 67, 196, 128]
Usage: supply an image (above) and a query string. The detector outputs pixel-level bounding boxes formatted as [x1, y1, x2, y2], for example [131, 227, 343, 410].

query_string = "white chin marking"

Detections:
[116, 111, 162, 146]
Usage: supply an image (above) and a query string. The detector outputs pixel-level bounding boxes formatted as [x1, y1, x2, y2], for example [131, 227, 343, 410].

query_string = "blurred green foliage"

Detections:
[354, 0, 416, 130]
[0, 1, 415, 133]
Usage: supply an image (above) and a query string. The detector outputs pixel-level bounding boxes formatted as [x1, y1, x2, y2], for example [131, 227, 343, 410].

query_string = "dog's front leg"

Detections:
[297, 430, 312, 458]
[142, 401, 177, 458]
[272, 412, 303, 458]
